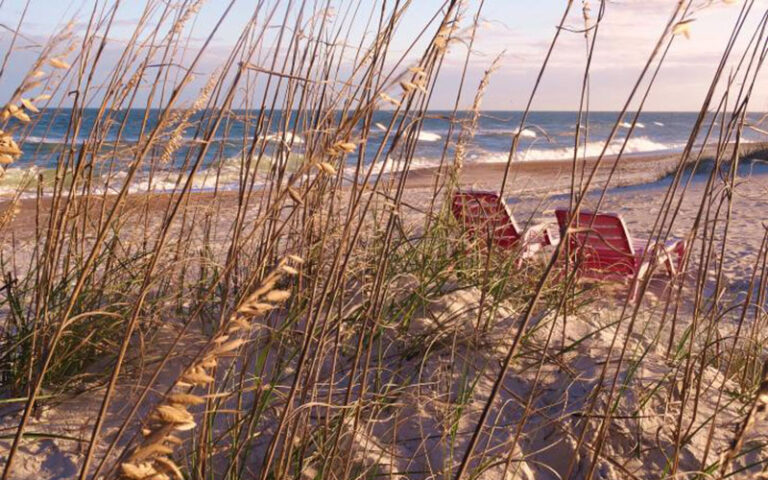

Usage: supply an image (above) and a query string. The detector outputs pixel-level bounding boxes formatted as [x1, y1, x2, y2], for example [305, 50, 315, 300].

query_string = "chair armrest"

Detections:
[663, 238, 685, 252]
[524, 222, 557, 247]
[659, 238, 686, 274]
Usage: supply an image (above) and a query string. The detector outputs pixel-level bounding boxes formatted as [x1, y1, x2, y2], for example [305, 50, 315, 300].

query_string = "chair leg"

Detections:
[630, 263, 650, 303]
[674, 239, 687, 272]
[662, 240, 687, 280]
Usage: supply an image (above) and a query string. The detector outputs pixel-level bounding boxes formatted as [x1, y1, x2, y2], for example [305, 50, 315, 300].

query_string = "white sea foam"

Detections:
[0, 158, 268, 199]
[476, 127, 537, 138]
[343, 136, 677, 174]
[344, 155, 443, 177]
[259, 132, 304, 144]
[475, 136, 678, 163]
[512, 128, 537, 138]
[417, 131, 441, 142]
[0, 135, 687, 198]
[24, 135, 85, 145]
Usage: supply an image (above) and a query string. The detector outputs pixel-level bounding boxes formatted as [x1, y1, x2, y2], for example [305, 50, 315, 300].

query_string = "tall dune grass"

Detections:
[1, 0, 768, 479]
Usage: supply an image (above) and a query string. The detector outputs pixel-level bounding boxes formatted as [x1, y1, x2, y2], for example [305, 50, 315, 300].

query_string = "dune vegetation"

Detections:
[1, 0, 768, 479]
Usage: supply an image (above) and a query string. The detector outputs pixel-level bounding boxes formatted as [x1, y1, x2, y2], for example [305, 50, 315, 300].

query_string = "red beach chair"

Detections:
[451, 191, 553, 257]
[554, 208, 686, 296]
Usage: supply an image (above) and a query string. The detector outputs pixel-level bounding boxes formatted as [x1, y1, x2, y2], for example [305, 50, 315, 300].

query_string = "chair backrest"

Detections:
[554, 208, 638, 275]
[452, 191, 522, 249]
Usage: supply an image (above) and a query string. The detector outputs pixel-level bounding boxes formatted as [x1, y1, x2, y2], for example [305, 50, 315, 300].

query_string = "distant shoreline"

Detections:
[403, 140, 768, 196]
[3, 141, 767, 237]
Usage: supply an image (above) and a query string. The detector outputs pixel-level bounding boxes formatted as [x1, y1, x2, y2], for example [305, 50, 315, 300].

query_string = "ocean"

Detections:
[4, 110, 765, 196]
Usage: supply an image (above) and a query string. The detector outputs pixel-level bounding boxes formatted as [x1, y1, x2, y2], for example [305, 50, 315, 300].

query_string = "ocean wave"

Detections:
[0, 167, 43, 198]
[513, 128, 537, 138]
[347, 136, 678, 173]
[24, 135, 84, 146]
[0, 155, 274, 199]
[476, 136, 680, 162]
[474, 127, 537, 138]
[258, 132, 305, 145]
[417, 131, 441, 142]
[0, 136, 686, 198]
[21, 134, 283, 147]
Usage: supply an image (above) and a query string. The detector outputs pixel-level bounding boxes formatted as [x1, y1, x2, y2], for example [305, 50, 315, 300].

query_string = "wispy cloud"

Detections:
[433, 0, 768, 110]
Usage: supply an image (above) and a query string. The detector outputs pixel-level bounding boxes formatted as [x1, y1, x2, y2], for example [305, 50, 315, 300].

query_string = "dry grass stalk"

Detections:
[0, 1, 766, 479]
[718, 359, 768, 477]
[119, 258, 300, 479]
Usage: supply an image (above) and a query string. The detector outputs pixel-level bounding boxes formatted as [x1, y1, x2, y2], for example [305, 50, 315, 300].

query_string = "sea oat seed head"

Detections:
[121, 462, 158, 479]
[155, 404, 194, 424]
[400, 81, 417, 93]
[12, 110, 31, 123]
[49, 57, 71, 69]
[132, 443, 174, 461]
[213, 339, 246, 355]
[168, 393, 206, 406]
[0, 137, 21, 156]
[287, 187, 303, 204]
[238, 303, 275, 315]
[281, 265, 299, 275]
[378, 92, 401, 107]
[173, 422, 197, 432]
[288, 254, 304, 264]
[155, 457, 184, 480]
[317, 162, 337, 175]
[180, 369, 215, 386]
[672, 19, 694, 38]
[199, 357, 217, 369]
[264, 290, 291, 303]
[229, 317, 252, 331]
[335, 141, 357, 153]
[20, 98, 39, 113]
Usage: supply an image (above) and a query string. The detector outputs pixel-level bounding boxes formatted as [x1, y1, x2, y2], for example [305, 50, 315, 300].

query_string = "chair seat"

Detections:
[452, 191, 554, 256]
[555, 208, 687, 289]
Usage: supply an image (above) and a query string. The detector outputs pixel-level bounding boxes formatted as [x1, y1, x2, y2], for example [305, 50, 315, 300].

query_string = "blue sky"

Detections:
[1, 0, 766, 111]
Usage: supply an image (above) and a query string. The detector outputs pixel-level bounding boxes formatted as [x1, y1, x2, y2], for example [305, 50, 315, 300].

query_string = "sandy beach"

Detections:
[3, 146, 768, 478]
[5, 0, 768, 477]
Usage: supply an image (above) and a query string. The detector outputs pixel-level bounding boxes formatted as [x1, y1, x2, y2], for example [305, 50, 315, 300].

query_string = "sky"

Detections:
[0, 0, 766, 112]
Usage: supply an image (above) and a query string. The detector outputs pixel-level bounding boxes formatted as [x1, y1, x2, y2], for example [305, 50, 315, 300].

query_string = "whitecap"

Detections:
[260, 132, 304, 144]
[512, 128, 537, 138]
[417, 131, 441, 142]
[472, 136, 680, 163]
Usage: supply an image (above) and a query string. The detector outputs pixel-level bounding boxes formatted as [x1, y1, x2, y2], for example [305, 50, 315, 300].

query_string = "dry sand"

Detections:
[2, 147, 768, 479]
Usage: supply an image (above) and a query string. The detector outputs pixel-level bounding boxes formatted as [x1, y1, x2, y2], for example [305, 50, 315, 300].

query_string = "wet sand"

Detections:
[404, 140, 768, 195]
